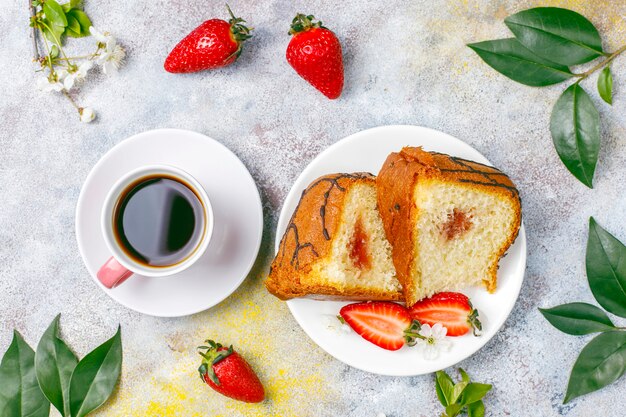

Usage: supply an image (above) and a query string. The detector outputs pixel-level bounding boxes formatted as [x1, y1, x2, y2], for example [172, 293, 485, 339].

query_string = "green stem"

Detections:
[574, 44, 626, 80]
[39, 21, 73, 65]
[38, 27, 55, 74]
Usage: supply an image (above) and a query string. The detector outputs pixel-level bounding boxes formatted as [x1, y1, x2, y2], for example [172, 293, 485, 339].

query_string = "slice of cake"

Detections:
[266, 173, 402, 301]
[377, 147, 521, 306]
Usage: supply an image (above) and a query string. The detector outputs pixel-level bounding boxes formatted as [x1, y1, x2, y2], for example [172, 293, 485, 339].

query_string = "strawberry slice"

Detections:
[339, 301, 419, 351]
[409, 292, 482, 337]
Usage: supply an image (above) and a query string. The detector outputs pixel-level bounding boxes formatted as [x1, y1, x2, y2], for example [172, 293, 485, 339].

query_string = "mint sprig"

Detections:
[435, 368, 492, 417]
[540, 217, 626, 403]
[468, 7, 626, 188]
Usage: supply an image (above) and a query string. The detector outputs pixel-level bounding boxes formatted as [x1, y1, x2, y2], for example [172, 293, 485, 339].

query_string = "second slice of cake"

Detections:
[377, 147, 522, 306]
[266, 173, 402, 301]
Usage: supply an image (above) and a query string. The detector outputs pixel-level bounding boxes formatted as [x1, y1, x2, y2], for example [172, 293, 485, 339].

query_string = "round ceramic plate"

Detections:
[76, 128, 263, 317]
[277, 125, 527, 376]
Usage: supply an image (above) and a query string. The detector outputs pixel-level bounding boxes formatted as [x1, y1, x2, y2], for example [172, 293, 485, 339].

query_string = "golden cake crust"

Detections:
[376, 147, 522, 305]
[266, 173, 403, 301]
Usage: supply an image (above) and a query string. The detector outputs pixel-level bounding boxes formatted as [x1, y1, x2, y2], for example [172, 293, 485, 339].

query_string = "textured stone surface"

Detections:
[2, 0, 626, 416]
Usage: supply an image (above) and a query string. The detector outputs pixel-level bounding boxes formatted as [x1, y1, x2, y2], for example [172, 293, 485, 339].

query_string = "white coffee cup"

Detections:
[97, 165, 213, 288]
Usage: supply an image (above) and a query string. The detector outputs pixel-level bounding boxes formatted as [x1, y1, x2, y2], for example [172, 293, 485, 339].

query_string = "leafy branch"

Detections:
[468, 7, 623, 188]
[29, 0, 125, 122]
[539, 217, 626, 403]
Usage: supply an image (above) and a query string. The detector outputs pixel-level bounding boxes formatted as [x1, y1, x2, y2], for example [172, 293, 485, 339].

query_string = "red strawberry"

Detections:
[339, 301, 420, 350]
[286, 14, 344, 99]
[165, 5, 252, 73]
[198, 340, 264, 403]
[409, 292, 482, 337]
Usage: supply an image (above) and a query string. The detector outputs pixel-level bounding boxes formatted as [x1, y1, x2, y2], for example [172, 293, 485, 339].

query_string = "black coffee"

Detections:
[113, 175, 205, 267]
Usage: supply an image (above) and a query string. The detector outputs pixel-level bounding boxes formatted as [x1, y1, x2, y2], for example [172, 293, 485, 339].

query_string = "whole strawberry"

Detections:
[198, 340, 265, 403]
[164, 5, 252, 73]
[286, 14, 344, 99]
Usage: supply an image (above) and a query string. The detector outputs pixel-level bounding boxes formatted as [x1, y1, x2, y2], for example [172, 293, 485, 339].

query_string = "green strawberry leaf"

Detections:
[539, 303, 615, 335]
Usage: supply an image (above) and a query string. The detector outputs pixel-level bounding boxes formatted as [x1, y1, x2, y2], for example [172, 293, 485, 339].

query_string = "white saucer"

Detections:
[277, 125, 527, 376]
[76, 129, 263, 317]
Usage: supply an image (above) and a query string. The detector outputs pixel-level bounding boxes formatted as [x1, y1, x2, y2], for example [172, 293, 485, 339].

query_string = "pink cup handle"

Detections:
[97, 257, 133, 288]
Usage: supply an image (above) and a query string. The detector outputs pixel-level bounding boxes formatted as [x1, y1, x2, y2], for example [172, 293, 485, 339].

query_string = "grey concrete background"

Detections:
[1, 0, 625, 416]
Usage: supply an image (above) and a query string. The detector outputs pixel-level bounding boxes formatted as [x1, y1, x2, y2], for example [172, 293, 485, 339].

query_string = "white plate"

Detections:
[76, 129, 263, 317]
[276, 125, 526, 376]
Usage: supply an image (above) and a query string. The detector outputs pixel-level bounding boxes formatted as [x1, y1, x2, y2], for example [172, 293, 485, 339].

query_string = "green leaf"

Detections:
[468, 400, 485, 417]
[65, 9, 91, 38]
[468, 38, 573, 87]
[42, 21, 66, 45]
[504, 7, 603, 66]
[587, 217, 626, 317]
[459, 383, 492, 405]
[597, 67, 613, 105]
[445, 403, 463, 417]
[66, 15, 81, 37]
[0, 331, 50, 417]
[539, 303, 615, 335]
[435, 370, 455, 406]
[43, 0, 67, 28]
[550, 83, 600, 188]
[451, 380, 469, 404]
[564, 331, 626, 403]
[61, 0, 82, 12]
[35, 315, 79, 416]
[69, 327, 122, 417]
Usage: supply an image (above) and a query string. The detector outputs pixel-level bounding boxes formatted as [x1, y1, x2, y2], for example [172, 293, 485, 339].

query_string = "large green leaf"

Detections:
[43, 0, 67, 28]
[467, 38, 573, 86]
[505, 7, 603, 66]
[550, 83, 600, 188]
[564, 331, 626, 403]
[69, 327, 122, 417]
[0, 331, 50, 417]
[587, 217, 626, 317]
[36, 315, 78, 416]
[539, 303, 615, 335]
[597, 67, 613, 105]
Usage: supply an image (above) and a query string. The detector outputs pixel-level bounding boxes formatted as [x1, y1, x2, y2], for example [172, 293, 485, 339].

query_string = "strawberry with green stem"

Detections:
[286, 13, 344, 99]
[198, 340, 264, 403]
[165, 5, 252, 73]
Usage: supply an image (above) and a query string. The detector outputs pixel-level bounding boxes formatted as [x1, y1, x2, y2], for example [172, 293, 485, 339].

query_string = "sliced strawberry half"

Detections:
[339, 301, 420, 350]
[409, 292, 482, 337]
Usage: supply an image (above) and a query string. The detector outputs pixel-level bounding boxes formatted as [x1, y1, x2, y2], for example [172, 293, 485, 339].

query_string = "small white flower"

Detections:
[63, 61, 94, 90]
[79, 107, 96, 123]
[89, 26, 113, 45]
[415, 323, 452, 360]
[36, 76, 64, 92]
[90, 26, 125, 74]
